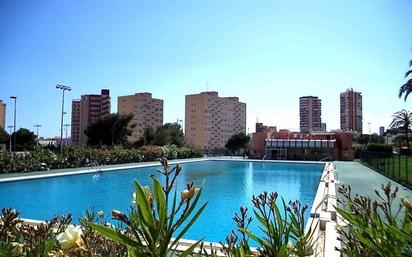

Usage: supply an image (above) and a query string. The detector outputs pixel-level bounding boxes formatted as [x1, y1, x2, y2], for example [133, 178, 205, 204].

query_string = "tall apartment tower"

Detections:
[185, 91, 246, 151]
[340, 88, 362, 133]
[299, 96, 322, 133]
[71, 89, 111, 145]
[117, 92, 163, 142]
[0, 100, 5, 129]
[71, 100, 81, 145]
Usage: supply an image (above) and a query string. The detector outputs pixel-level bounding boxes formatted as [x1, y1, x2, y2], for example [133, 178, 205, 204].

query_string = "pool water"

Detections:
[0, 160, 323, 243]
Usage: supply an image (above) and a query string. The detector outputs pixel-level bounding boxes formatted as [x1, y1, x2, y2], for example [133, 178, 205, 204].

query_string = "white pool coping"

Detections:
[2, 158, 338, 257]
[0, 158, 209, 183]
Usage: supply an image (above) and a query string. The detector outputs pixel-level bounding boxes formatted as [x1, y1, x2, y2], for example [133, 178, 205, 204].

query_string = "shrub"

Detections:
[336, 183, 412, 257]
[161, 144, 178, 160]
[366, 143, 393, 153]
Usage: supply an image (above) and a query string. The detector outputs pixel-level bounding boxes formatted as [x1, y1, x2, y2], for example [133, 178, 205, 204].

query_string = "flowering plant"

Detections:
[88, 157, 207, 257]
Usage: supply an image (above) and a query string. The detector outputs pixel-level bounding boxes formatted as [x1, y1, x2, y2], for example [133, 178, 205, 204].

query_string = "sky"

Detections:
[0, 0, 411, 138]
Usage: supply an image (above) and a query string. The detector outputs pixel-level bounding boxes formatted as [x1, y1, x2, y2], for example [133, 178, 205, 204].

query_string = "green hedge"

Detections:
[0, 145, 203, 174]
[366, 143, 393, 153]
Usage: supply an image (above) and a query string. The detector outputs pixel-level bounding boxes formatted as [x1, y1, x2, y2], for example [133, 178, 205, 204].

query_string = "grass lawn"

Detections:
[363, 155, 412, 185]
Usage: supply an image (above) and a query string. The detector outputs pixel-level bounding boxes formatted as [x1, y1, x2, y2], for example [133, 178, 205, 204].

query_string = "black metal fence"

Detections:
[360, 151, 412, 189]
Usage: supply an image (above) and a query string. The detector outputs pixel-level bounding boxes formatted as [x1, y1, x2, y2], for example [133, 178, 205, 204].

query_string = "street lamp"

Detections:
[10, 96, 16, 153]
[7, 125, 13, 153]
[56, 84, 71, 156]
[176, 118, 183, 131]
[34, 124, 41, 145]
[64, 123, 70, 146]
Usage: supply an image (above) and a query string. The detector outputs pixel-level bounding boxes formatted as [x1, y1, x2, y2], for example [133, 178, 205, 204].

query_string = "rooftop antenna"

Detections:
[206, 81, 209, 92]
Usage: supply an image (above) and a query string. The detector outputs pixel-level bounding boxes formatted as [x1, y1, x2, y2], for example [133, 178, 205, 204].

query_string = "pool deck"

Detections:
[336, 161, 412, 202]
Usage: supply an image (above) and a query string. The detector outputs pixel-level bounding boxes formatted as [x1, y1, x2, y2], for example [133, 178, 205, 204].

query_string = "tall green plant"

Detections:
[336, 183, 412, 257]
[399, 58, 412, 101]
[241, 192, 316, 257]
[389, 109, 412, 151]
[88, 158, 207, 257]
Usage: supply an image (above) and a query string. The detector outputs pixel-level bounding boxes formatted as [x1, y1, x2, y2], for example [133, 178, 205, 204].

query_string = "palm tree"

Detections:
[399, 59, 412, 101]
[389, 109, 412, 151]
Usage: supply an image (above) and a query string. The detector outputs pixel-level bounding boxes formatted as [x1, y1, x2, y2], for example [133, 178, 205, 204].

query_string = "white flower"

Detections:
[56, 225, 84, 250]
[11, 242, 24, 254]
[97, 210, 104, 218]
[132, 192, 137, 204]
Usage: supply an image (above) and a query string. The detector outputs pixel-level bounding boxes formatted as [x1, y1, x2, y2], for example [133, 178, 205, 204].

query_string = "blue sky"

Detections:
[0, 0, 411, 137]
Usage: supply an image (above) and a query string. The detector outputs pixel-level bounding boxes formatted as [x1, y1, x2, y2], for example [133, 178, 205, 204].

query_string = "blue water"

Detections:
[0, 160, 323, 244]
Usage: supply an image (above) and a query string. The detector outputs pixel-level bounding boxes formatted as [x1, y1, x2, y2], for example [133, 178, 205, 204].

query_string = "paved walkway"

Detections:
[336, 161, 412, 206]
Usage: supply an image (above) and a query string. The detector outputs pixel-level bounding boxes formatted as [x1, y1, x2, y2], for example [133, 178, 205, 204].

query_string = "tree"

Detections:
[0, 127, 9, 144]
[13, 128, 37, 151]
[398, 58, 412, 101]
[135, 126, 155, 147]
[392, 135, 412, 148]
[225, 132, 250, 154]
[370, 133, 384, 144]
[389, 109, 412, 151]
[152, 123, 184, 147]
[84, 113, 134, 147]
[354, 134, 370, 146]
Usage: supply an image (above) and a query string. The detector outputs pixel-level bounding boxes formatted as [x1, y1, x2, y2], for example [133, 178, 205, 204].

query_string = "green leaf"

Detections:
[87, 222, 142, 248]
[153, 177, 167, 228]
[174, 183, 205, 229]
[172, 202, 207, 248]
[43, 239, 54, 256]
[241, 228, 264, 245]
[134, 181, 156, 229]
[178, 239, 202, 257]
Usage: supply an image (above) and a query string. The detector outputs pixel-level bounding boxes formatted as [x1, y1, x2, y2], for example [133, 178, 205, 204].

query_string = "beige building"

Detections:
[117, 92, 163, 142]
[185, 91, 246, 152]
[0, 100, 5, 129]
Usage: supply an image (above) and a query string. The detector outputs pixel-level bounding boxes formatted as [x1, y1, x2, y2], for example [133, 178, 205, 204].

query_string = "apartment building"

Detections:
[0, 100, 5, 129]
[340, 88, 362, 133]
[185, 91, 246, 151]
[117, 92, 163, 142]
[299, 96, 322, 133]
[71, 100, 81, 145]
[71, 89, 111, 145]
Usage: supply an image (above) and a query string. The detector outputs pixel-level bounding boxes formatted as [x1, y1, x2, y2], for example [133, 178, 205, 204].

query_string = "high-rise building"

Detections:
[299, 96, 322, 133]
[185, 91, 246, 151]
[117, 92, 163, 142]
[71, 100, 81, 145]
[71, 89, 111, 145]
[379, 126, 385, 136]
[321, 123, 327, 132]
[340, 88, 362, 133]
[0, 100, 5, 129]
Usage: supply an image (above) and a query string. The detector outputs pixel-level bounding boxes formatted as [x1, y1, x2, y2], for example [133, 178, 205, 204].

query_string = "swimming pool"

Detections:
[0, 160, 324, 243]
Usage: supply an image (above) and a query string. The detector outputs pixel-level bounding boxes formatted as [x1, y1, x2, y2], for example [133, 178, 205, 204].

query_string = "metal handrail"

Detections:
[320, 156, 332, 161]
[311, 194, 337, 218]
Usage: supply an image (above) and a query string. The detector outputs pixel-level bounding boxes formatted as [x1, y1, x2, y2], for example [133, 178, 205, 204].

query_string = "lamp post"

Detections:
[34, 124, 41, 146]
[10, 96, 17, 153]
[64, 123, 70, 146]
[176, 118, 183, 130]
[56, 84, 71, 156]
[7, 125, 13, 153]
